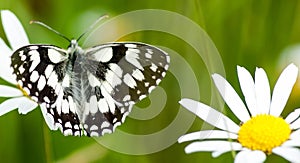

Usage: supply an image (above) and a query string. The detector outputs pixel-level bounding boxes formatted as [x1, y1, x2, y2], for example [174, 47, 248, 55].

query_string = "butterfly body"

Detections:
[11, 40, 169, 136]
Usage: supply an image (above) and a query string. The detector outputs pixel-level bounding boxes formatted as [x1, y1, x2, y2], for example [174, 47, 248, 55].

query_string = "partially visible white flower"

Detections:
[178, 64, 300, 162]
[278, 44, 300, 90]
[0, 10, 38, 115]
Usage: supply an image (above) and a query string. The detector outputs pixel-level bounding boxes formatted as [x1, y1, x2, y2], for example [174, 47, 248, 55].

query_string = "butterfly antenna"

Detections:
[30, 20, 71, 42]
[77, 14, 109, 41]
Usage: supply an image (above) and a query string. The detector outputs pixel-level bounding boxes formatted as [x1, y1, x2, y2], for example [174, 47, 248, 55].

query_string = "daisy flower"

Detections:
[0, 10, 38, 116]
[178, 64, 300, 162]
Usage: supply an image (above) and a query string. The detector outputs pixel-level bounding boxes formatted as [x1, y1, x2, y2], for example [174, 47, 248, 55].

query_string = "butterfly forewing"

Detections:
[11, 45, 84, 136]
[11, 41, 170, 137]
[85, 43, 169, 105]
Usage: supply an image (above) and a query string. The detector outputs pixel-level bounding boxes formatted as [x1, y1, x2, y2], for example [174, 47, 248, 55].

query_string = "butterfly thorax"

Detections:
[67, 40, 84, 64]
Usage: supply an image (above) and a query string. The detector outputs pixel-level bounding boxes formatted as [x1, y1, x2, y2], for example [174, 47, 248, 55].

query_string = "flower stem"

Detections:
[43, 122, 53, 163]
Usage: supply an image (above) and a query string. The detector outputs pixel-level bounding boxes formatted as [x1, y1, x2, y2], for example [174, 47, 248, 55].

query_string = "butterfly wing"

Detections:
[11, 45, 84, 136]
[11, 42, 170, 137]
[80, 42, 170, 136]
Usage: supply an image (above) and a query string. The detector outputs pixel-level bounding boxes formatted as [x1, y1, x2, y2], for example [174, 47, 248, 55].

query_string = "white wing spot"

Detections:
[105, 69, 122, 87]
[90, 132, 99, 137]
[92, 48, 113, 62]
[44, 96, 50, 103]
[61, 99, 69, 113]
[125, 51, 144, 70]
[149, 86, 156, 93]
[62, 74, 70, 87]
[156, 79, 162, 85]
[48, 49, 65, 63]
[109, 63, 123, 78]
[68, 96, 76, 113]
[98, 98, 109, 113]
[64, 129, 73, 136]
[113, 122, 121, 131]
[90, 125, 98, 131]
[145, 53, 152, 59]
[101, 121, 110, 129]
[18, 66, 25, 74]
[29, 46, 38, 50]
[123, 73, 137, 88]
[65, 122, 72, 128]
[20, 52, 26, 61]
[166, 55, 170, 63]
[44, 65, 54, 78]
[146, 49, 153, 54]
[123, 95, 131, 101]
[164, 64, 169, 70]
[47, 72, 58, 88]
[132, 69, 145, 81]
[139, 94, 146, 100]
[102, 129, 112, 135]
[150, 63, 158, 72]
[122, 112, 129, 122]
[89, 95, 98, 114]
[88, 73, 101, 87]
[100, 86, 116, 113]
[125, 44, 137, 48]
[29, 50, 40, 72]
[37, 76, 46, 91]
[30, 70, 39, 83]
[128, 48, 140, 53]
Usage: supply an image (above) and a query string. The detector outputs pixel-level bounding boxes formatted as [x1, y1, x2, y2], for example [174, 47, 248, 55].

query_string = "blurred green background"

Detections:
[0, 0, 300, 162]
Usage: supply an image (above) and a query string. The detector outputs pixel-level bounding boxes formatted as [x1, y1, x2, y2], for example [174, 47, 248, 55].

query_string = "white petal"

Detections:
[255, 67, 271, 114]
[0, 85, 22, 97]
[178, 130, 238, 143]
[0, 97, 37, 116]
[17, 97, 38, 114]
[281, 139, 300, 147]
[212, 74, 250, 122]
[269, 64, 298, 116]
[0, 96, 36, 115]
[0, 38, 16, 84]
[285, 108, 300, 124]
[234, 150, 266, 163]
[0, 97, 19, 115]
[180, 98, 240, 133]
[290, 114, 300, 129]
[212, 148, 245, 157]
[40, 104, 58, 130]
[273, 147, 300, 162]
[0, 37, 11, 54]
[237, 66, 257, 116]
[1, 10, 29, 50]
[290, 129, 300, 141]
[184, 140, 242, 154]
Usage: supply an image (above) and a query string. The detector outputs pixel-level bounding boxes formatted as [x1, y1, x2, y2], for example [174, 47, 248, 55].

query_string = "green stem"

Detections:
[43, 122, 53, 163]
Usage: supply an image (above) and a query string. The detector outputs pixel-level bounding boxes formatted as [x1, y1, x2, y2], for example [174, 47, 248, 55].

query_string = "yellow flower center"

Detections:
[238, 114, 291, 154]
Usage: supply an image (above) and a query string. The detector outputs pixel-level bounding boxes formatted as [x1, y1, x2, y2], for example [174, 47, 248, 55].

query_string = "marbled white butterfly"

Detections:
[11, 21, 170, 137]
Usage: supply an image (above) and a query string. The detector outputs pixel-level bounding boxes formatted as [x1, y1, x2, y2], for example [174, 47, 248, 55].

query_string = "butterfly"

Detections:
[11, 32, 170, 136]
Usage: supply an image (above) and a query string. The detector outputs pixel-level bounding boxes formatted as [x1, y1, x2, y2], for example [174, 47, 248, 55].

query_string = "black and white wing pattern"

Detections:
[11, 41, 170, 137]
